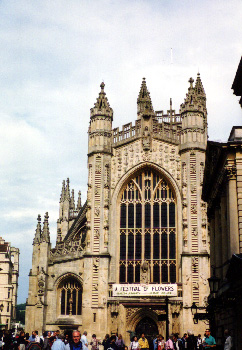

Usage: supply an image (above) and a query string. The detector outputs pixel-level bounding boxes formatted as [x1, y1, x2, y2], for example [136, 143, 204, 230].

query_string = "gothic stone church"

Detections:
[26, 75, 210, 339]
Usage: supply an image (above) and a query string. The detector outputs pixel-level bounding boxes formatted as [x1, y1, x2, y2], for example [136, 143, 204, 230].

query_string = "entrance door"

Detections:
[135, 317, 158, 349]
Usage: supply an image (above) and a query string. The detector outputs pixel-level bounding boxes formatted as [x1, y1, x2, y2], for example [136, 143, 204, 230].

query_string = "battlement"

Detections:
[112, 112, 182, 147]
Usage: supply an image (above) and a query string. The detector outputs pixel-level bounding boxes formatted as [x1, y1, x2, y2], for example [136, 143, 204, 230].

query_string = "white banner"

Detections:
[113, 284, 177, 297]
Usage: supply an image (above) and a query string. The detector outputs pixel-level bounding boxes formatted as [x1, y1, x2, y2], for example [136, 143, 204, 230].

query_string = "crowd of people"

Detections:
[0, 328, 233, 350]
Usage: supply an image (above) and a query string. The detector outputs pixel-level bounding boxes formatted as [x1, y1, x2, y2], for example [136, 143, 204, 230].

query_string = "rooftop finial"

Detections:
[189, 77, 194, 88]
[100, 81, 105, 92]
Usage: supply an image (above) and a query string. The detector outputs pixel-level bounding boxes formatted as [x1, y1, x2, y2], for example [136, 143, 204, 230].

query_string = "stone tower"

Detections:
[82, 82, 113, 332]
[25, 213, 50, 331]
[180, 74, 209, 328]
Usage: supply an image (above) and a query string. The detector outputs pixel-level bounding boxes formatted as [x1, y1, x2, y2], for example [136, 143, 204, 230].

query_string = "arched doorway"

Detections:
[135, 317, 158, 349]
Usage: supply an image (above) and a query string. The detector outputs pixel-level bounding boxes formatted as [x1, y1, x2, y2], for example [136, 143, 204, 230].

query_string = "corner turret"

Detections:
[180, 74, 207, 152]
[88, 82, 113, 156]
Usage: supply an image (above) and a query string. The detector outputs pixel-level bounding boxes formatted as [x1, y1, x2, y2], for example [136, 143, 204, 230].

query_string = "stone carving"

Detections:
[191, 204, 197, 214]
[140, 260, 150, 283]
[94, 207, 100, 217]
[183, 224, 188, 242]
[126, 307, 139, 321]
[184, 274, 190, 285]
[192, 227, 198, 236]
[183, 203, 187, 220]
[142, 127, 151, 150]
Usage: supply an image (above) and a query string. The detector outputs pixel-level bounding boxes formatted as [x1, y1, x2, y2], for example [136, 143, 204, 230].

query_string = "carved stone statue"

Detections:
[140, 260, 150, 283]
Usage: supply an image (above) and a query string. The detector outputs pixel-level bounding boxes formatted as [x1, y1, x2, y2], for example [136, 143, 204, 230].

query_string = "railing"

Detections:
[113, 113, 182, 145]
[113, 120, 141, 144]
[156, 110, 182, 124]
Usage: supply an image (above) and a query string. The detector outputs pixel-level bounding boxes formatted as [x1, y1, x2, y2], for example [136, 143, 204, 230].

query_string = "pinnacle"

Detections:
[42, 212, 50, 243]
[194, 72, 206, 96]
[180, 74, 206, 113]
[91, 82, 113, 118]
[33, 215, 42, 244]
[137, 78, 154, 117]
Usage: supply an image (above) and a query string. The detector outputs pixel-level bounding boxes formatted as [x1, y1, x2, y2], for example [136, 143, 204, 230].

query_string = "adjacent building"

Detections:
[0, 237, 19, 329]
[202, 56, 242, 348]
[26, 75, 210, 340]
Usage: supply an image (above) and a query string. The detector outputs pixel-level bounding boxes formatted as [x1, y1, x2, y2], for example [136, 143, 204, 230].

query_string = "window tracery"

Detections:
[59, 278, 82, 316]
[119, 169, 176, 283]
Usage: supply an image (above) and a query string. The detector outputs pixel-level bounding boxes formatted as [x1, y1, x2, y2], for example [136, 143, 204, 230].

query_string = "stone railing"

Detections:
[113, 120, 141, 145]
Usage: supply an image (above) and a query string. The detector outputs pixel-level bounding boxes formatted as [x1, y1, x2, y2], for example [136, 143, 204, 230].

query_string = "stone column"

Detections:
[226, 162, 239, 256]
[220, 192, 228, 279]
[214, 203, 222, 279]
[209, 214, 215, 269]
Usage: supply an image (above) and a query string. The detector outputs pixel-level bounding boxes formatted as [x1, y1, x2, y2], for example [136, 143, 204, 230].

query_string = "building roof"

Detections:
[232, 56, 242, 107]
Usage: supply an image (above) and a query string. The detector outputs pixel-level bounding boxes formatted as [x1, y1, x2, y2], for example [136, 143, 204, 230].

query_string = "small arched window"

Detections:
[59, 278, 82, 316]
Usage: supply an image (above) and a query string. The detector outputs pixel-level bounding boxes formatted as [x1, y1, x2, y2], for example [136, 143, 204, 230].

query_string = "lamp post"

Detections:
[191, 302, 198, 324]
[208, 271, 220, 295]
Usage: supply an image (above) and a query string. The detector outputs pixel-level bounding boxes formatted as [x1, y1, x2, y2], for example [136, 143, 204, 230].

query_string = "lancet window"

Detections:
[59, 278, 82, 316]
[119, 169, 176, 283]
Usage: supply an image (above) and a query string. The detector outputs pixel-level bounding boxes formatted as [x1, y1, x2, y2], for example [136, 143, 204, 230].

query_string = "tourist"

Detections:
[91, 334, 101, 350]
[52, 334, 65, 350]
[108, 335, 118, 350]
[138, 333, 149, 350]
[186, 331, 196, 350]
[18, 331, 27, 350]
[102, 334, 110, 350]
[153, 336, 158, 350]
[196, 335, 202, 350]
[43, 331, 51, 350]
[181, 334, 187, 349]
[65, 331, 82, 350]
[224, 330, 233, 350]
[172, 334, 182, 350]
[165, 335, 174, 349]
[81, 332, 88, 350]
[130, 336, 139, 350]
[157, 335, 165, 350]
[203, 329, 216, 349]
[116, 335, 125, 350]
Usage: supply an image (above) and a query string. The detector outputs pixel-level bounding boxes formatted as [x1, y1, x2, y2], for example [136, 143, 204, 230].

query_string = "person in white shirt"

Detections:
[224, 330, 233, 350]
[81, 331, 88, 350]
[130, 336, 139, 350]
[33, 331, 40, 343]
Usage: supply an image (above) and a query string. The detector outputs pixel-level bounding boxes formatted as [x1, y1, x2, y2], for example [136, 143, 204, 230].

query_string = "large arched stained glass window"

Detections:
[119, 169, 176, 283]
[59, 278, 82, 316]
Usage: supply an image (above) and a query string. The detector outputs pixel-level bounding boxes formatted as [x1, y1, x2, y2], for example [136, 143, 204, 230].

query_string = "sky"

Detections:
[0, 0, 242, 304]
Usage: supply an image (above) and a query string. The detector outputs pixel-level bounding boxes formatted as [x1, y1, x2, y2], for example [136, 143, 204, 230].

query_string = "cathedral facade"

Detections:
[26, 75, 210, 340]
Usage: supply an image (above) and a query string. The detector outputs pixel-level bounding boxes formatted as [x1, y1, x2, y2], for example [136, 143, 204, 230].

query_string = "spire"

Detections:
[33, 215, 42, 245]
[77, 191, 82, 210]
[70, 189, 75, 210]
[65, 178, 71, 201]
[137, 78, 155, 118]
[194, 72, 206, 107]
[60, 180, 65, 202]
[90, 82, 113, 119]
[180, 74, 206, 114]
[42, 212, 50, 243]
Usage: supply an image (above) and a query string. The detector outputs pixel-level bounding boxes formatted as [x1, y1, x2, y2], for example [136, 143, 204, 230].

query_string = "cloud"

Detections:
[0, 0, 242, 303]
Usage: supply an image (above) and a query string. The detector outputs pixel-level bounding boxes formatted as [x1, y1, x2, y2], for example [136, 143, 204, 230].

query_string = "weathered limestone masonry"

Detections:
[26, 75, 210, 339]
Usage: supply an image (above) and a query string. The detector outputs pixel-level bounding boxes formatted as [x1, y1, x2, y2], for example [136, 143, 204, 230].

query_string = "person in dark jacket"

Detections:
[102, 334, 110, 350]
